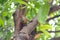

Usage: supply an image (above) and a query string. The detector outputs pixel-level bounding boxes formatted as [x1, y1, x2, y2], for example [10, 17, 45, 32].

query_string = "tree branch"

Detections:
[37, 30, 60, 33]
[20, 16, 38, 34]
[13, 8, 22, 35]
[46, 15, 60, 22]
[16, 5, 60, 40]
[20, 5, 60, 34]
[13, 1, 60, 40]
[48, 5, 60, 15]
[13, 16, 38, 40]
[50, 37, 60, 40]
[13, 0, 28, 36]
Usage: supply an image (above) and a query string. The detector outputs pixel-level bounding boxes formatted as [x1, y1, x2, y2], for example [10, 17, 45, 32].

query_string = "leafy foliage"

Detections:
[0, 0, 60, 40]
[37, 2, 50, 24]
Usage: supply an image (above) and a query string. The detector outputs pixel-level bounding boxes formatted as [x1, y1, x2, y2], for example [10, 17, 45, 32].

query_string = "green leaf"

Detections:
[2, 11, 8, 17]
[39, 24, 52, 37]
[42, 30, 51, 38]
[38, 0, 49, 3]
[37, 3, 50, 24]
[40, 24, 52, 37]
[0, 18, 4, 27]
[20, 1, 28, 6]
[0, 0, 7, 4]
[36, 24, 52, 32]
[26, 8, 37, 20]
[5, 31, 12, 40]
[40, 24, 52, 31]
[34, 2, 41, 9]
[14, 0, 28, 6]
[2, 11, 11, 20]
[30, 8, 36, 18]
[0, 31, 3, 37]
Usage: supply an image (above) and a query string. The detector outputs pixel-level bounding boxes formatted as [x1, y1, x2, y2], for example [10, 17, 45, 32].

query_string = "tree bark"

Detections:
[13, 0, 60, 40]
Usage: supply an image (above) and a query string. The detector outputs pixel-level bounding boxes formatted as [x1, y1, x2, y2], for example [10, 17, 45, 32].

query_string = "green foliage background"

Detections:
[0, 0, 60, 40]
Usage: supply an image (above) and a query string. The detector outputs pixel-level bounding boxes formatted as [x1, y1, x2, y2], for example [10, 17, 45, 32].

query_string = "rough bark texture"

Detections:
[13, 8, 21, 35]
